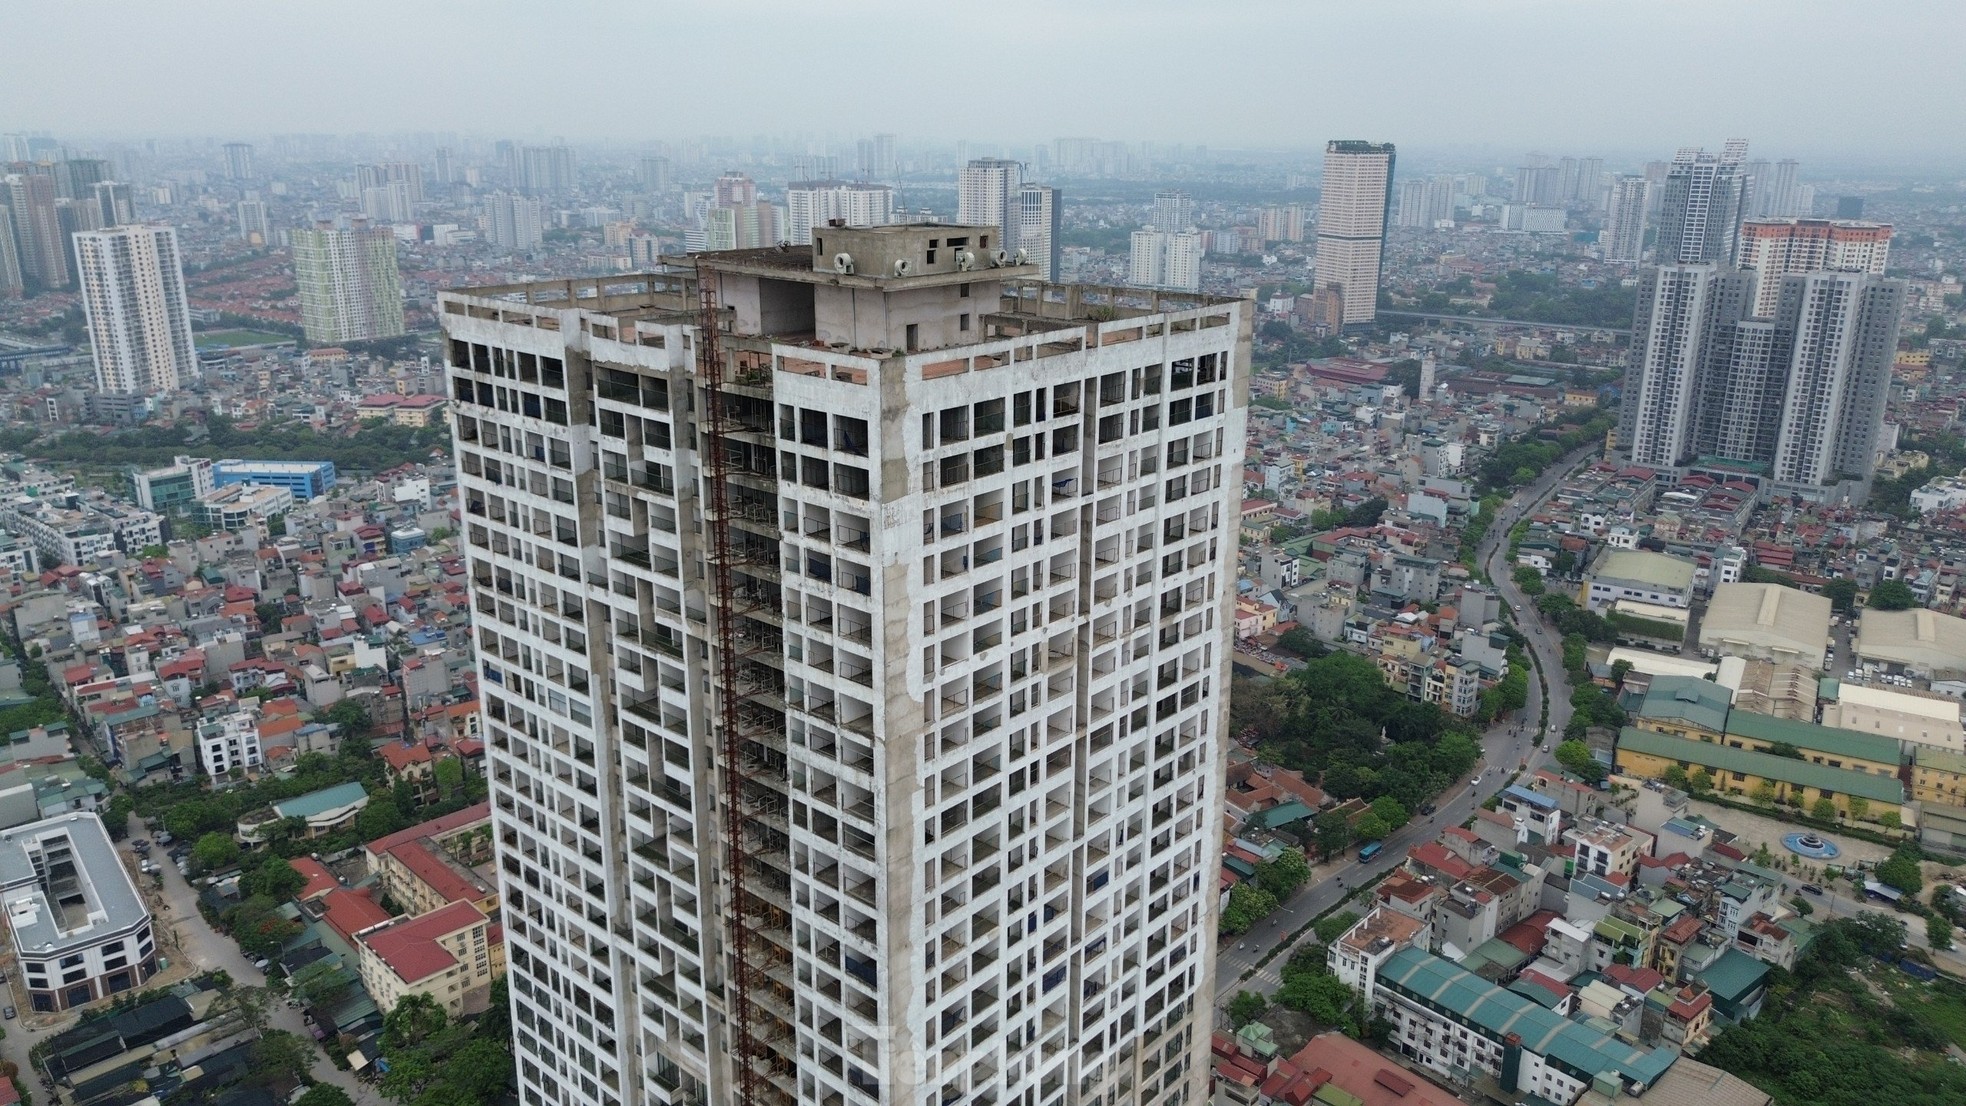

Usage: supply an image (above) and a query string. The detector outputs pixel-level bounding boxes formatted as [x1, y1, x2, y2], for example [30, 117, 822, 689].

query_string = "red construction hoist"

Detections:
[696, 270, 764, 1106]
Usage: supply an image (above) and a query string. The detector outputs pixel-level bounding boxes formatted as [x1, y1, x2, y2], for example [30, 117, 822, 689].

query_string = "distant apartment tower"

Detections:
[1563, 156, 1605, 207]
[434, 146, 455, 185]
[1257, 203, 1307, 243]
[639, 155, 671, 192]
[292, 221, 405, 344]
[56, 158, 110, 201]
[488, 192, 545, 251]
[1737, 218, 1892, 316]
[1016, 182, 1060, 279]
[1129, 228, 1203, 291]
[223, 142, 255, 180]
[1603, 177, 1651, 263]
[519, 144, 575, 195]
[856, 132, 897, 180]
[1766, 272, 1905, 488]
[1619, 265, 1753, 468]
[362, 180, 414, 223]
[93, 181, 134, 228]
[4, 172, 69, 288]
[1152, 189, 1195, 233]
[1396, 178, 1451, 228]
[1656, 141, 1751, 264]
[783, 180, 896, 245]
[1514, 165, 1559, 205]
[0, 204, 21, 296]
[956, 157, 1023, 251]
[714, 171, 757, 207]
[442, 224, 1246, 1106]
[1314, 140, 1395, 326]
[236, 196, 270, 244]
[1621, 264, 1907, 496]
[1391, 180, 1423, 227]
[73, 225, 199, 395]
[1746, 158, 1802, 218]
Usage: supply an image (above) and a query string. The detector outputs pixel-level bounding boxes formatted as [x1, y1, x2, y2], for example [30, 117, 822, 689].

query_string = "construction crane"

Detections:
[696, 270, 764, 1106]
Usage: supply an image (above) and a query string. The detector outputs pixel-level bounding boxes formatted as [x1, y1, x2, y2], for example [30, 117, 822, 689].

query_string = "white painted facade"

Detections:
[73, 225, 198, 396]
[443, 229, 1247, 1106]
[197, 709, 264, 776]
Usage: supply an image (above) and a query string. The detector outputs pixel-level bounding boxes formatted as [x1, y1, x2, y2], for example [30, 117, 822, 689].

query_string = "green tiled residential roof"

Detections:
[1617, 728, 1905, 803]
[1249, 800, 1313, 829]
[1378, 947, 1678, 1089]
[272, 781, 369, 819]
[1694, 948, 1769, 1002]
[1636, 676, 1731, 733]
[1724, 711, 1900, 765]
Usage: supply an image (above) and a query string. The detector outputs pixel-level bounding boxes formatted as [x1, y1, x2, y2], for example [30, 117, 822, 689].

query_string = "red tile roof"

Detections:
[361, 900, 486, 984]
[289, 858, 339, 902]
[319, 888, 394, 945]
[364, 801, 491, 858]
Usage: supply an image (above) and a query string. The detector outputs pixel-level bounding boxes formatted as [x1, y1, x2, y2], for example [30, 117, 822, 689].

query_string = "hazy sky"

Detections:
[7, 0, 1964, 164]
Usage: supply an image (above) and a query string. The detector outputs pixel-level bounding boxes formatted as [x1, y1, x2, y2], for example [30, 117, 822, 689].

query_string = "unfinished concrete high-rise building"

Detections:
[442, 224, 1247, 1106]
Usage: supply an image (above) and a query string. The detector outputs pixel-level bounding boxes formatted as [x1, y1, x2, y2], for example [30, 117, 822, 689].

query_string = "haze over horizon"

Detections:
[7, 0, 1964, 169]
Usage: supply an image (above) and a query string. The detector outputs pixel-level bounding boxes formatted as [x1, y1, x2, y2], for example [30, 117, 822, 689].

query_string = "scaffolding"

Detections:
[697, 272, 768, 1106]
[698, 270, 796, 1106]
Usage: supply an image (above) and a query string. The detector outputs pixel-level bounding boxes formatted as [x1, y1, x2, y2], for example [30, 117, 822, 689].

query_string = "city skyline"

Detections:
[5, 2, 1965, 164]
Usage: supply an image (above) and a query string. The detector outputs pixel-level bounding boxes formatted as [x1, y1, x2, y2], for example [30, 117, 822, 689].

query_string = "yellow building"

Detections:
[1629, 675, 1730, 742]
[1616, 727, 1904, 816]
[357, 899, 501, 1017]
[1722, 712, 1902, 778]
[1912, 748, 1966, 808]
[365, 802, 499, 920]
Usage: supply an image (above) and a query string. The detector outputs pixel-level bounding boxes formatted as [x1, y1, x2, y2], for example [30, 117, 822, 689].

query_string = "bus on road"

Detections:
[1358, 841, 1385, 862]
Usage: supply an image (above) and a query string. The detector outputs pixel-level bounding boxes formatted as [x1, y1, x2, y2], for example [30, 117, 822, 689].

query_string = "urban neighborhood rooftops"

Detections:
[1377, 946, 1678, 1090]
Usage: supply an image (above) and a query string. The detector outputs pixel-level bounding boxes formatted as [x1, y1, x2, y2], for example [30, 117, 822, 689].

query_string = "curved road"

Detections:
[1213, 446, 1600, 1002]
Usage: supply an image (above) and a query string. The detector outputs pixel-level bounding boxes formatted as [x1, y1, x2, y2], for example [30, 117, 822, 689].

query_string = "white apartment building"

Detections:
[488, 192, 545, 252]
[1313, 140, 1395, 326]
[957, 158, 1023, 253]
[1621, 265, 1718, 467]
[443, 224, 1247, 1106]
[1737, 218, 1893, 317]
[1150, 190, 1193, 234]
[784, 181, 897, 246]
[236, 197, 270, 244]
[1603, 177, 1651, 262]
[196, 709, 264, 776]
[1767, 271, 1906, 488]
[72, 225, 198, 395]
[1017, 184, 1061, 281]
[1, 813, 158, 1012]
[1655, 142, 1750, 266]
[1128, 230, 1203, 293]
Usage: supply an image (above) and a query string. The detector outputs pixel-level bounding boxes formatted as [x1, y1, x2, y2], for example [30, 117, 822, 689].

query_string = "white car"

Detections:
[1471, 775, 1483, 787]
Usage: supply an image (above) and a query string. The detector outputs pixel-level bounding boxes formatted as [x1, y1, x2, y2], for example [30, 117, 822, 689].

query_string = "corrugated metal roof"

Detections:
[1724, 711, 1899, 765]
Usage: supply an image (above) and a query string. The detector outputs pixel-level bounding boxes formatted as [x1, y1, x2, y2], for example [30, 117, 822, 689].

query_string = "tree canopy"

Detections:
[1229, 651, 1478, 814]
[1868, 579, 1919, 611]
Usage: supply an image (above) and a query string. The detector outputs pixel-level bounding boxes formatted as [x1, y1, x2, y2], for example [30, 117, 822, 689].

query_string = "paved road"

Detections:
[1213, 448, 1600, 1002]
[1772, 873, 1966, 974]
[0, 816, 382, 1104]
